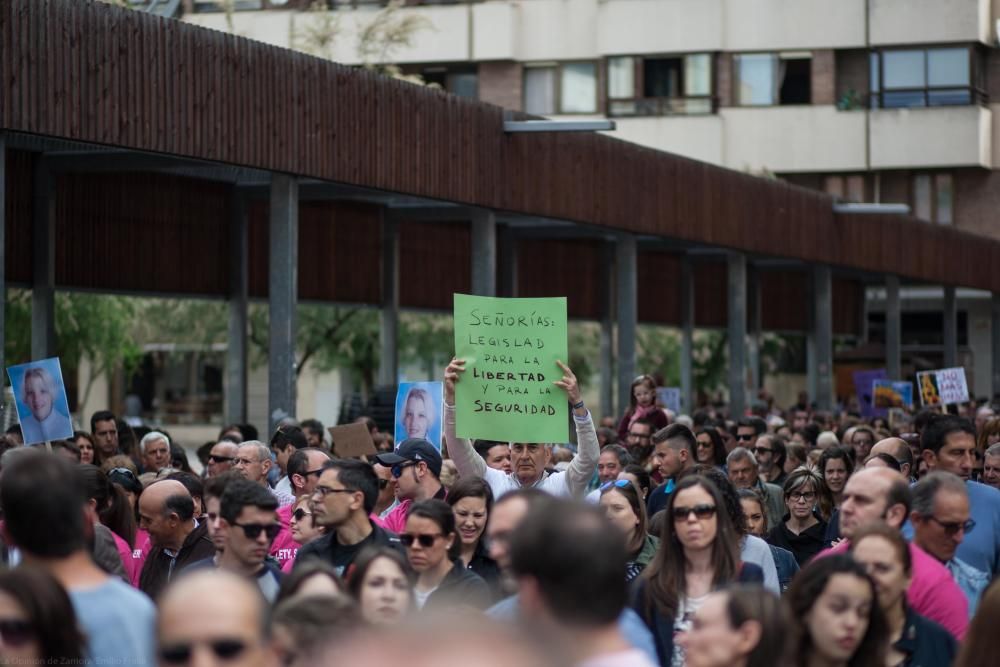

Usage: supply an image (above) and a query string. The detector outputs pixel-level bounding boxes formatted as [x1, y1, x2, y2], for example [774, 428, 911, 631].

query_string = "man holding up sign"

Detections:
[443, 357, 598, 499]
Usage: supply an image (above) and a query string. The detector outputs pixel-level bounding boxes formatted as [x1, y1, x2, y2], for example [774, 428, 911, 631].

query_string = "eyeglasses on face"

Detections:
[378, 478, 390, 490]
[600, 479, 632, 492]
[753, 447, 772, 455]
[391, 461, 417, 478]
[400, 532, 443, 548]
[232, 522, 282, 541]
[0, 619, 34, 647]
[208, 455, 235, 464]
[925, 515, 976, 536]
[312, 485, 355, 499]
[159, 638, 248, 664]
[292, 508, 312, 522]
[788, 491, 817, 503]
[736, 433, 755, 441]
[628, 431, 651, 440]
[672, 504, 718, 521]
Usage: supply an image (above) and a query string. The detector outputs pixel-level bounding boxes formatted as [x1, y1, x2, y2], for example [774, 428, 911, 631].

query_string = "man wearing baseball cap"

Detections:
[374, 438, 447, 534]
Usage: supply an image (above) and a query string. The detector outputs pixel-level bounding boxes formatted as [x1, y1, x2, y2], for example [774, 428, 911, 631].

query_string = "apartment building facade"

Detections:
[182, 0, 1000, 395]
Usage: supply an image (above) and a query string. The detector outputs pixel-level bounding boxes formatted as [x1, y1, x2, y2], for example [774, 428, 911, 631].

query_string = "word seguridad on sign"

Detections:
[453, 294, 568, 443]
[917, 367, 969, 406]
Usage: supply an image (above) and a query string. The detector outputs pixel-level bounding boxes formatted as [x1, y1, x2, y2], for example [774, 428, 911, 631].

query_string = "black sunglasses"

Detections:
[0, 619, 34, 647]
[208, 455, 235, 464]
[926, 516, 976, 536]
[391, 461, 417, 478]
[400, 532, 442, 548]
[232, 523, 282, 540]
[736, 433, 755, 441]
[292, 508, 312, 522]
[672, 504, 718, 521]
[378, 478, 390, 490]
[160, 639, 247, 664]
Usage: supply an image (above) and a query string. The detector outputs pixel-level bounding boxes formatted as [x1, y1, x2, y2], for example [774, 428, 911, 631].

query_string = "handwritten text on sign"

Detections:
[454, 294, 568, 443]
[917, 367, 969, 406]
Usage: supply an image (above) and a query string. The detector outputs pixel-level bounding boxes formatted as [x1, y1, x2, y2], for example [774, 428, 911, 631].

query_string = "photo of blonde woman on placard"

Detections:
[7, 357, 74, 445]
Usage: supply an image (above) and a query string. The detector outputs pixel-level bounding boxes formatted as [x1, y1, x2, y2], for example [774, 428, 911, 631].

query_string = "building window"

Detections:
[421, 67, 478, 100]
[734, 52, 811, 106]
[606, 54, 713, 117]
[870, 47, 983, 108]
[912, 173, 953, 224]
[824, 175, 866, 203]
[523, 62, 597, 115]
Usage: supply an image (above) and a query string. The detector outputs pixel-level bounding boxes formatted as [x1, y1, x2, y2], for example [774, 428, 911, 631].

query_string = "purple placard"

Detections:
[853, 368, 888, 418]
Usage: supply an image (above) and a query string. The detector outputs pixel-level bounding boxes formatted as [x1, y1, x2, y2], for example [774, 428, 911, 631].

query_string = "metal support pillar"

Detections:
[813, 266, 834, 411]
[992, 293, 1000, 400]
[31, 158, 55, 361]
[616, 235, 637, 413]
[885, 275, 901, 380]
[680, 255, 694, 413]
[379, 211, 399, 387]
[0, 135, 6, 377]
[727, 253, 747, 418]
[225, 191, 249, 425]
[599, 242, 615, 420]
[497, 224, 518, 298]
[748, 265, 762, 395]
[470, 210, 496, 297]
[268, 174, 298, 433]
[943, 286, 958, 368]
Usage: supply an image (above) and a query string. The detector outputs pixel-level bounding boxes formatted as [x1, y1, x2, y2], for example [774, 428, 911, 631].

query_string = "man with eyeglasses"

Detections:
[734, 416, 766, 451]
[374, 439, 447, 534]
[157, 570, 275, 667]
[913, 415, 1000, 578]
[206, 439, 240, 478]
[910, 472, 990, 615]
[186, 479, 284, 603]
[625, 419, 654, 467]
[753, 434, 786, 486]
[293, 459, 402, 576]
[269, 447, 332, 569]
[233, 441, 296, 508]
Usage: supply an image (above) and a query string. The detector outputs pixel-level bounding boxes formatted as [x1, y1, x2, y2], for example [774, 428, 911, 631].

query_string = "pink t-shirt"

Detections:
[819, 541, 968, 639]
[270, 504, 300, 569]
[132, 529, 151, 587]
[109, 530, 138, 586]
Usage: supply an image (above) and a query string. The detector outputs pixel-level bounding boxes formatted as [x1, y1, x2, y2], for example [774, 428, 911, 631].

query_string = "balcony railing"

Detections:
[607, 96, 716, 118]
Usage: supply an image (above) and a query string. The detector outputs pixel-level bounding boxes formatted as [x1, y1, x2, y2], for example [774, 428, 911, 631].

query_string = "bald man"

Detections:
[871, 437, 914, 479]
[158, 570, 277, 667]
[138, 480, 215, 599]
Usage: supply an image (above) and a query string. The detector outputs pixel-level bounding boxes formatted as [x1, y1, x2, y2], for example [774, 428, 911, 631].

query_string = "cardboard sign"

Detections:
[853, 369, 888, 418]
[453, 294, 569, 443]
[394, 381, 443, 450]
[6, 357, 74, 446]
[917, 367, 969, 406]
[872, 380, 914, 409]
[656, 387, 681, 414]
[327, 423, 377, 459]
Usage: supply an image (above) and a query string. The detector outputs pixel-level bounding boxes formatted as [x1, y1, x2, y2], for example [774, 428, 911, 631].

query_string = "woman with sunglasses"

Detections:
[786, 555, 888, 667]
[600, 479, 658, 582]
[403, 499, 490, 611]
[849, 523, 957, 667]
[446, 477, 502, 601]
[632, 475, 764, 666]
[0, 565, 85, 664]
[767, 468, 831, 567]
[281, 496, 326, 574]
[694, 429, 727, 468]
[348, 546, 416, 625]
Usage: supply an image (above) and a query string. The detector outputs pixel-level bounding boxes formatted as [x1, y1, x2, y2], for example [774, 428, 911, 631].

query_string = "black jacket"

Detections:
[139, 521, 215, 600]
[766, 513, 828, 566]
[424, 560, 491, 611]
[293, 520, 402, 578]
[467, 540, 503, 602]
[894, 606, 957, 667]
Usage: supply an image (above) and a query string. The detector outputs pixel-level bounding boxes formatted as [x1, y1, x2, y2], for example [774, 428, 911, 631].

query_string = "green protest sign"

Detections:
[453, 294, 568, 443]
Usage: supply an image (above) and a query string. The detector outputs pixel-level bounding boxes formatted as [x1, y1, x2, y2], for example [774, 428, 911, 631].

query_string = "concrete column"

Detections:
[497, 224, 518, 298]
[225, 191, 249, 425]
[616, 235, 637, 413]
[806, 273, 817, 406]
[943, 286, 958, 368]
[599, 242, 615, 420]
[31, 158, 55, 360]
[470, 210, 496, 297]
[992, 293, 1000, 400]
[747, 265, 762, 394]
[813, 266, 834, 411]
[680, 255, 694, 413]
[885, 275, 901, 380]
[727, 253, 747, 418]
[268, 174, 298, 433]
[379, 211, 399, 387]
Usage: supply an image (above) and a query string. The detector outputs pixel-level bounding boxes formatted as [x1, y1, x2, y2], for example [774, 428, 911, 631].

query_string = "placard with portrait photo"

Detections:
[7, 357, 74, 445]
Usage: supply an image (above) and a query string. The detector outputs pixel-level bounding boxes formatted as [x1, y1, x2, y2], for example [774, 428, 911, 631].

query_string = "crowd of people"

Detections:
[0, 363, 998, 666]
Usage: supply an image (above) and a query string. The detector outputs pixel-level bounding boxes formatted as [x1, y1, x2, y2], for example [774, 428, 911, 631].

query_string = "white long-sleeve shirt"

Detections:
[444, 402, 599, 499]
